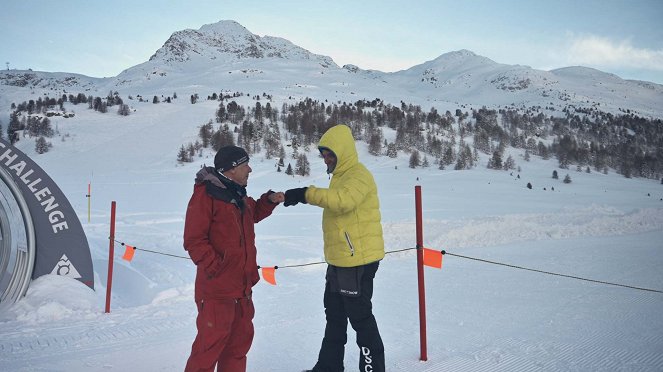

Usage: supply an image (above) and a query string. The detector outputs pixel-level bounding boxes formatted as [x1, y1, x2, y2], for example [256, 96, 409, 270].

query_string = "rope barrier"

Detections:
[112, 239, 189, 259]
[275, 247, 416, 269]
[442, 251, 663, 294]
[108, 237, 661, 294]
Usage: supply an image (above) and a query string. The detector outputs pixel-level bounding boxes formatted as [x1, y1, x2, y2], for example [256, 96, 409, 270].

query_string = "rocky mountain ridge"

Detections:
[1, 20, 662, 118]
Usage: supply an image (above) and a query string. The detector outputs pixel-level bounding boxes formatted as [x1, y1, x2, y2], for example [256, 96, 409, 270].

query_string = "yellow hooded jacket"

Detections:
[305, 125, 385, 267]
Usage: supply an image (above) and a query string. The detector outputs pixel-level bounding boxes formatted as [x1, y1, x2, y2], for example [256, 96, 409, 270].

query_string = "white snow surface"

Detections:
[0, 96, 662, 372]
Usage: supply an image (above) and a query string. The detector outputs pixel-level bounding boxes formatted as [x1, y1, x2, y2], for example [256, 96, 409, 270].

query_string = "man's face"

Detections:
[225, 162, 252, 186]
[321, 149, 337, 173]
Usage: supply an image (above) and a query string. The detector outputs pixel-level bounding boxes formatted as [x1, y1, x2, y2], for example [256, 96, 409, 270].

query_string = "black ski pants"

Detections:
[312, 261, 385, 372]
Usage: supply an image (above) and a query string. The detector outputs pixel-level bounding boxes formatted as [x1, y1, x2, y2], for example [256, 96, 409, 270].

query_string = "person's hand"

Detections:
[284, 187, 308, 207]
[269, 191, 285, 204]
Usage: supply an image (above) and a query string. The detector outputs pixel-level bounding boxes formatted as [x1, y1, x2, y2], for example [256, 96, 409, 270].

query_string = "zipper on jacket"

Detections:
[344, 232, 355, 256]
[238, 207, 248, 292]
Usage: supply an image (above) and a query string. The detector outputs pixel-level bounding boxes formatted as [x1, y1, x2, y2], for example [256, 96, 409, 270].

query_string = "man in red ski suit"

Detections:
[183, 145, 284, 372]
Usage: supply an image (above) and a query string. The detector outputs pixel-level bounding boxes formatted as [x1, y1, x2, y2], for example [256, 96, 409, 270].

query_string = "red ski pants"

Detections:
[185, 297, 255, 372]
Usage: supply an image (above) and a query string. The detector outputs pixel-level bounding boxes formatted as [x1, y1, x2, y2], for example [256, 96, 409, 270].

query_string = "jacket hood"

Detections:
[318, 124, 358, 175]
[195, 166, 226, 188]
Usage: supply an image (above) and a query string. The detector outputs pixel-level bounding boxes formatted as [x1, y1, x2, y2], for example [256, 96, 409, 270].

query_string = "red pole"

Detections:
[105, 201, 116, 313]
[415, 185, 428, 361]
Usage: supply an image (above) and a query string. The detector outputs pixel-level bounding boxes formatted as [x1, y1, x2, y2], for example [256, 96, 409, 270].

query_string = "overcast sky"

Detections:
[1, 0, 662, 84]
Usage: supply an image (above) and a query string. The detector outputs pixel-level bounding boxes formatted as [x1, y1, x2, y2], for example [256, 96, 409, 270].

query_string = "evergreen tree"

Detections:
[552, 170, 559, 179]
[386, 143, 398, 158]
[35, 136, 51, 154]
[488, 151, 502, 169]
[368, 129, 383, 156]
[117, 104, 130, 116]
[177, 145, 191, 163]
[295, 154, 311, 176]
[409, 150, 421, 168]
[199, 121, 213, 148]
[216, 102, 227, 122]
[563, 174, 572, 184]
[27, 117, 54, 137]
[442, 146, 455, 166]
[211, 124, 235, 151]
[285, 163, 294, 176]
[503, 155, 516, 170]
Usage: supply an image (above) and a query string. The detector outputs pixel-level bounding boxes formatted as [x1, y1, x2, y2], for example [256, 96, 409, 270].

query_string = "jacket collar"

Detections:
[195, 166, 246, 208]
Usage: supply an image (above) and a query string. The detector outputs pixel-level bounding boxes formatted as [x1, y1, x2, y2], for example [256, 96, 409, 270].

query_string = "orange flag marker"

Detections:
[122, 245, 135, 262]
[422, 248, 443, 269]
[261, 267, 277, 285]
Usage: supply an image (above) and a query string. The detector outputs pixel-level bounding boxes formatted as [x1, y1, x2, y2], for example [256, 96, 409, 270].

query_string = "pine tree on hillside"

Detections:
[368, 129, 383, 156]
[409, 150, 420, 168]
[177, 145, 190, 163]
[35, 136, 51, 154]
[488, 151, 502, 169]
[295, 154, 310, 176]
[386, 143, 397, 158]
[211, 124, 235, 151]
[442, 147, 455, 166]
[552, 170, 559, 179]
[199, 121, 213, 148]
[503, 155, 515, 170]
[563, 174, 572, 184]
[117, 104, 130, 116]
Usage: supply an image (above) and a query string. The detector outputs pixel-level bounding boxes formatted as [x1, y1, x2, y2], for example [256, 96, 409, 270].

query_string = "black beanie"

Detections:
[214, 145, 249, 173]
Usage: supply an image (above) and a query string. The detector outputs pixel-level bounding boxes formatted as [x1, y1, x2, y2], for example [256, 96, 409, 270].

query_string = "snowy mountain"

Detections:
[149, 20, 337, 67]
[0, 84, 662, 371]
[1, 20, 662, 119]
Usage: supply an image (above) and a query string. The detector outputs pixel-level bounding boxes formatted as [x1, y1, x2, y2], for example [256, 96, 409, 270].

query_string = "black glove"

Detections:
[284, 187, 308, 207]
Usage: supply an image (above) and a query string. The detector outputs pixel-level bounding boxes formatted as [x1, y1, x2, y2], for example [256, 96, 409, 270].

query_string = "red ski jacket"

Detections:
[183, 168, 277, 301]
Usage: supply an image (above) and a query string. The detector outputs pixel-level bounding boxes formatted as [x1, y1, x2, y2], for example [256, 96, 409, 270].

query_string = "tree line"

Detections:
[5, 89, 661, 182]
[181, 96, 662, 182]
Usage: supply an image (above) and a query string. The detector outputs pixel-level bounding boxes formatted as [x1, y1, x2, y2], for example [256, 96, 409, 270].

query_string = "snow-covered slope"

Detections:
[0, 94, 662, 371]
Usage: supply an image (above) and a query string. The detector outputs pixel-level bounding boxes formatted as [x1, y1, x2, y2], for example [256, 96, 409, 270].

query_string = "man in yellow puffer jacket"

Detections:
[284, 124, 385, 372]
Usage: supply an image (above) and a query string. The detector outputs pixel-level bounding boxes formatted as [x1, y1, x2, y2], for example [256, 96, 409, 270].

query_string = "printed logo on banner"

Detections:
[50, 254, 82, 279]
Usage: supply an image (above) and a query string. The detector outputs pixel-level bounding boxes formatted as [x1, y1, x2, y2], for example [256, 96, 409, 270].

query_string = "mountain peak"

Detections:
[147, 20, 337, 68]
[198, 20, 252, 36]
[432, 49, 496, 66]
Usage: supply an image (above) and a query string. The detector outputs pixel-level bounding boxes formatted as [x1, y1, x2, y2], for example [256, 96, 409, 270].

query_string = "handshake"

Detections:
[268, 187, 308, 207]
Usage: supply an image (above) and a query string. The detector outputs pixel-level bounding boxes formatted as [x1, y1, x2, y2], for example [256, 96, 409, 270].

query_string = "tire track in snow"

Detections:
[0, 315, 192, 363]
